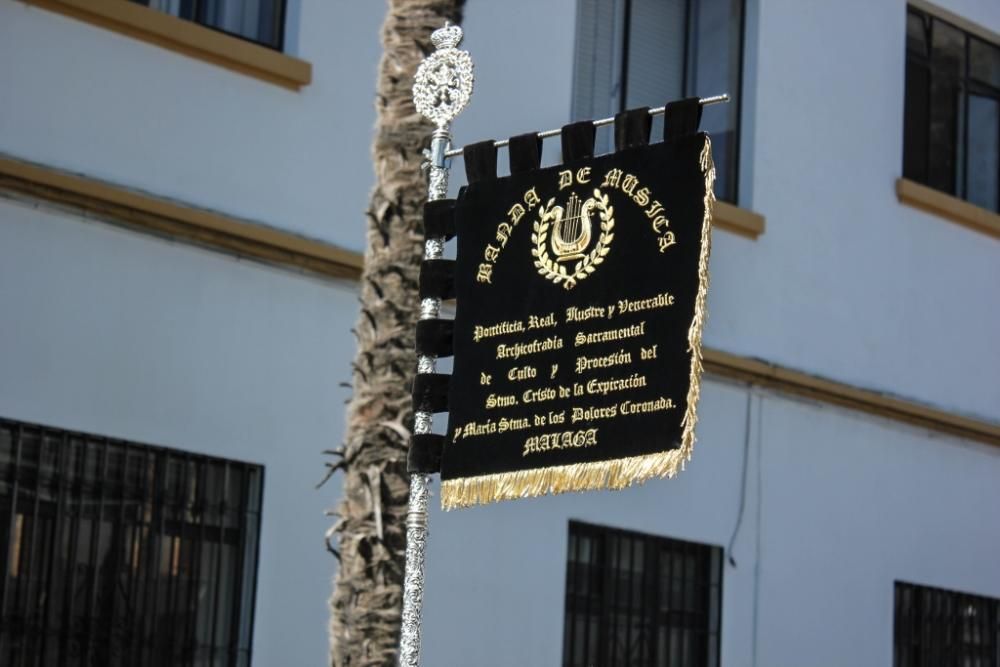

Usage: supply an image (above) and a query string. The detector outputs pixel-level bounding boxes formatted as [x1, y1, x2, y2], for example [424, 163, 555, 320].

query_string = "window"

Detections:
[571, 0, 744, 202]
[563, 521, 722, 667]
[129, 0, 288, 50]
[0, 418, 263, 666]
[904, 7, 1000, 213]
[895, 581, 999, 667]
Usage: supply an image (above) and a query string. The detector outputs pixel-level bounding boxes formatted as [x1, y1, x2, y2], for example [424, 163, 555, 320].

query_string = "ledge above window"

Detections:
[714, 200, 765, 239]
[24, 0, 312, 90]
[896, 178, 1000, 240]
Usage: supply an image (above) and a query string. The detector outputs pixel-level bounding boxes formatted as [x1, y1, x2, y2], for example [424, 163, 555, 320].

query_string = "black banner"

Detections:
[424, 107, 714, 509]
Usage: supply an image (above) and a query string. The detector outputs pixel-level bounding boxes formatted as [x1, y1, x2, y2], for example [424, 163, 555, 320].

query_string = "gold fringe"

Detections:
[441, 448, 690, 510]
[679, 137, 715, 463]
[441, 139, 715, 511]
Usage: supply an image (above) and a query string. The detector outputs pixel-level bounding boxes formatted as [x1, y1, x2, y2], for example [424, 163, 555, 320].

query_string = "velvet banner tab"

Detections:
[436, 120, 715, 509]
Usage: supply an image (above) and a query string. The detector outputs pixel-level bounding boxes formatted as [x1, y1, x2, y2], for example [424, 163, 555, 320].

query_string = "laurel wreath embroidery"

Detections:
[531, 189, 615, 289]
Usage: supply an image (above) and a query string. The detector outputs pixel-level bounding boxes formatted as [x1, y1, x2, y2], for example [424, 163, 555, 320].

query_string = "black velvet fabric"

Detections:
[407, 433, 444, 473]
[663, 97, 703, 142]
[412, 373, 451, 414]
[441, 132, 711, 482]
[416, 318, 454, 358]
[614, 107, 652, 151]
[508, 133, 543, 174]
[561, 121, 597, 162]
[464, 140, 498, 184]
[418, 259, 456, 300]
[423, 198, 457, 241]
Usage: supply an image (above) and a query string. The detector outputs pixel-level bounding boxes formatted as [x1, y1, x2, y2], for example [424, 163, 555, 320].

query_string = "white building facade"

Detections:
[0, 0, 998, 666]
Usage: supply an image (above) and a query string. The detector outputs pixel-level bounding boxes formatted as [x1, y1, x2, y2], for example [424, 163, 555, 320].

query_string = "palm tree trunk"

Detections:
[329, 1, 464, 665]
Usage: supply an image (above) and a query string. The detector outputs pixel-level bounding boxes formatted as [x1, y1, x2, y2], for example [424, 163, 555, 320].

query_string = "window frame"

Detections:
[25, 0, 311, 90]
[0, 417, 264, 666]
[621, 0, 746, 206]
[903, 3, 1000, 212]
[894, 580, 1000, 667]
[562, 520, 723, 667]
[571, 0, 747, 205]
[129, 0, 289, 52]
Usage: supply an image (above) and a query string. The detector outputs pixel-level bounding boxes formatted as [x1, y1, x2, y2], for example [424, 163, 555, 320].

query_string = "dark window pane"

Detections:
[573, 0, 744, 202]
[129, 0, 286, 50]
[688, 0, 743, 202]
[927, 72, 962, 194]
[907, 11, 928, 57]
[0, 418, 262, 667]
[894, 582, 1000, 667]
[971, 37, 1000, 88]
[572, 0, 626, 124]
[932, 19, 966, 74]
[903, 8, 1000, 214]
[967, 95, 999, 211]
[927, 19, 965, 195]
[199, 0, 284, 50]
[571, 0, 628, 154]
[563, 522, 721, 667]
[624, 0, 686, 111]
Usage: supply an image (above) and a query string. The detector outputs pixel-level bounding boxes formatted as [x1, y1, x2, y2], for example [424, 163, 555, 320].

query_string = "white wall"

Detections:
[0, 0, 580, 245]
[0, 196, 354, 666]
[420, 380, 1000, 667]
[422, 379, 759, 666]
[0, 0, 384, 251]
[5, 0, 994, 422]
[707, 0, 1000, 420]
[756, 391, 1000, 666]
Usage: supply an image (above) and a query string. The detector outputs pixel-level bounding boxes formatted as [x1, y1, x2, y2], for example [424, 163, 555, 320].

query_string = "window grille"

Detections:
[895, 581, 1000, 667]
[130, 0, 288, 51]
[0, 417, 263, 667]
[904, 6, 1000, 212]
[563, 521, 722, 667]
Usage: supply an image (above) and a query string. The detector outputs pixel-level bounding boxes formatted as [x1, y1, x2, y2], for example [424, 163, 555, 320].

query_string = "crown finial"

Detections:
[430, 22, 463, 50]
[413, 22, 474, 128]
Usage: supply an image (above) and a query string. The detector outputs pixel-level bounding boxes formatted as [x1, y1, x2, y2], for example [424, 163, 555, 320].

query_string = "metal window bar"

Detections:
[894, 581, 1000, 667]
[0, 417, 263, 667]
[563, 521, 722, 667]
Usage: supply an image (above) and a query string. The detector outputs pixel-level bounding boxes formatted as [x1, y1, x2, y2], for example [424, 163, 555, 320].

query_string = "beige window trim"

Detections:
[0, 150, 766, 280]
[1, 155, 997, 448]
[23, 0, 311, 90]
[714, 200, 765, 239]
[908, 0, 1000, 45]
[0, 153, 360, 280]
[896, 178, 1000, 240]
[704, 348, 1000, 449]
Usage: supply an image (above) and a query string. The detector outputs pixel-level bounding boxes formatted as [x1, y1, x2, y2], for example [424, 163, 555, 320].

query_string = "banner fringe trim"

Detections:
[441, 448, 688, 510]
[441, 137, 715, 510]
[678, 136, 715, 464]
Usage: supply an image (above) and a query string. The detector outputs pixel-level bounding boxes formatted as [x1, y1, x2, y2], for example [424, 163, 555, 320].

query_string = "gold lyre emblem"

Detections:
[549, 192, 595, 262]
[532, 188, 615, 289]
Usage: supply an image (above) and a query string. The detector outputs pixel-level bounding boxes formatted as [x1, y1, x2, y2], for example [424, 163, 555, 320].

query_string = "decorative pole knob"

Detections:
[413, 22, 474, 129]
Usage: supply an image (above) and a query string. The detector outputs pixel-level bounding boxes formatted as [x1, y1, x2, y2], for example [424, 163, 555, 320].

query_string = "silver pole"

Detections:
[401, 22, 725, 664]
[400, 22, 474, 667]
[444, 94, 730, 158]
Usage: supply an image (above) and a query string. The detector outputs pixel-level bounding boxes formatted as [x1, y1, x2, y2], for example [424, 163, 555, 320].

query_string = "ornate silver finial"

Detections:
[430, 22, 463, 50]
[413, 22, 474, 128]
